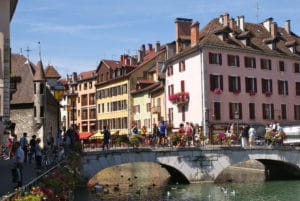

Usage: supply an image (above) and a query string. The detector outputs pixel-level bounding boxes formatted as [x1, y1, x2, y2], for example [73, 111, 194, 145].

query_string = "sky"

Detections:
[10, 0, 300, 78]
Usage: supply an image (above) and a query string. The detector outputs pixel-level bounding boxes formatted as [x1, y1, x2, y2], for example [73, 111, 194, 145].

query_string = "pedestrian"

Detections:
[12, 141, 24, 188]
[35, 138, 43, 171]
[241, 125, 250, 147]
[102, 125, 110, 150]
[20, 133, 29, 163]
[158, 121, 166, 146]
[184, 122, 193, 146]
[152, 123, 160, 145]
[28, 135, 36, 164]
[248, 125, 257, 147]
[56, 129, 63, 147]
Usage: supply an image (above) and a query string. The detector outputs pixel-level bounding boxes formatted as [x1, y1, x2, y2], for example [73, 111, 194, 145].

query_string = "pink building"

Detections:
[165, 13, 300, 135]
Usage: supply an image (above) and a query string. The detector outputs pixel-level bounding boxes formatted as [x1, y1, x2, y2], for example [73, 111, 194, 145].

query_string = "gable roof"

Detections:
[33, 60, 46, 81]
[45, 65, 61, 79]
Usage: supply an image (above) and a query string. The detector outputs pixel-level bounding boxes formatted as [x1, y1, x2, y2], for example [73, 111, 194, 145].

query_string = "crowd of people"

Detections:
[4, 128, 79, 188]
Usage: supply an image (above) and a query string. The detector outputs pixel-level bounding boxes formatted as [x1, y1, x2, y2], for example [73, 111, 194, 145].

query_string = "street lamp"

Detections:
[235, 110, 239, 134]
[54, 84, 65, 131]
[68, 93, 77, 130]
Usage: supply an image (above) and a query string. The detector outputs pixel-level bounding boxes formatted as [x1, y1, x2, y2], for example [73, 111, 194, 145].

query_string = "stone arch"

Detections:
[257, 159, 300, 180]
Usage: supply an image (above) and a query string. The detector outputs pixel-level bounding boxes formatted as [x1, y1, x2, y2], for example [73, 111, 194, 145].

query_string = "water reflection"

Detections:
[76, 162, 300, 201]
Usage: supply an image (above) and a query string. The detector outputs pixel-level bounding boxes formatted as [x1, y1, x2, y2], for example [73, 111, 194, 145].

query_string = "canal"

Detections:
[75, 162, 300, 201]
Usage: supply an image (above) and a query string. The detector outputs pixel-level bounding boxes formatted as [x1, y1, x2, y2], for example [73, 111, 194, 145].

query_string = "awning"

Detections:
[79, 132, 92, 139]
[89, 132, 104, 139]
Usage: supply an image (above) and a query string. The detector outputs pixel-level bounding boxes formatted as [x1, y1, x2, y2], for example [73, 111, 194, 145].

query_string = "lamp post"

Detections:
[54, 84, 65, 131]
[235, 110, 239, 134]
[69, 93, 77, 130]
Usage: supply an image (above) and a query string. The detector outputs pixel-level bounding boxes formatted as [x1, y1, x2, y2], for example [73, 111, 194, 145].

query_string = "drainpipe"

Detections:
[200, 49, 208, 138]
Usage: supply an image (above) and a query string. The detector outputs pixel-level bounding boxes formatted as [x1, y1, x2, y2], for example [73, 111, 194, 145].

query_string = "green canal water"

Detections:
[75, 162, 300, 201]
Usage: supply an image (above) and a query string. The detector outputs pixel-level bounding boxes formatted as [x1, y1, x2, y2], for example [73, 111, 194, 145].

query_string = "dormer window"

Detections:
[285, 40, 297, 53]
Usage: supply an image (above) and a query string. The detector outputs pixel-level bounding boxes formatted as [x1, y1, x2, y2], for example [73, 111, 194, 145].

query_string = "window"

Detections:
[249, 103, 255, 119]
[245, 77, 257, 93]
[294, 63, 300, 73]
[168, 84, 174, 96]
[228, 76, 241, 92]
[228, 55, 240, 67]
[179, 61, 185, 72]
[40, 83, 44, 94]
[244, 57, 256, 68]
[229, 102, 242, 120]
[261, 79, 273, 94]
[146, 103, 151, 112]
[181, 105, 186, 122]
[181, 80, 185, 92]
[214, 102, 221, 120]
[281, 104, 287, 120]
[296, 82, 300, 96]
[40, 106, 44, 117]
[167, 66, 174, 76]
[209, 52, 222, 65]
[210, 74, 223, 91]
[168, 108, 173, 124]
[279, 61, 285, 72]
[261, 59, 272, 70]
[262, 103, 274, 120]
[294, 105, 300, 120]
[278, 80, 288, 95]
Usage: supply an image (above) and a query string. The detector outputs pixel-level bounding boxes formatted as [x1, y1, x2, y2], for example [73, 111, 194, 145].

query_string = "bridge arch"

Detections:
[81, 147, 300, 183]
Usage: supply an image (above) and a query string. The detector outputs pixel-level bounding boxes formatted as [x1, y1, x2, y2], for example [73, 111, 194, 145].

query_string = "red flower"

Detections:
[213, 88, 222, 94]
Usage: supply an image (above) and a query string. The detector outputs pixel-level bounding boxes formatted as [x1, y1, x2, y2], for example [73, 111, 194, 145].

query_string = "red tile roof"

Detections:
[45, 65, 61, 79]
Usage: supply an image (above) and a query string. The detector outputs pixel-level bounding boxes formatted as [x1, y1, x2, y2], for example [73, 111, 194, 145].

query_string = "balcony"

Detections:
[249, 90, 256, 96]
[151, 106, 161, 114]
[169, 92, 190, 105]
[213, 88, 222, 95]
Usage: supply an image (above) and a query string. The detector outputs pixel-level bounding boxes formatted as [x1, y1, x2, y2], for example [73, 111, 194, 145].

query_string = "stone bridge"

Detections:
[80, 146, 300, 183]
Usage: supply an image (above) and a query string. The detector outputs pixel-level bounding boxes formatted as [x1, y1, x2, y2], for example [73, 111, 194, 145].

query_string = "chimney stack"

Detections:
[263, 17, 273, 32]
[271, 22, 278, 38]
[229, 18, 235, 29]
[148, 43, 153, 52]
[219, 15, 224, 25]
[285, 20, 291, 34]
[155, 41, 161, 52]
[175, 18, 192, 53]
[223, 12, 229, 26]
[191, 21, 199, 47]
[239, 16, 245, 31]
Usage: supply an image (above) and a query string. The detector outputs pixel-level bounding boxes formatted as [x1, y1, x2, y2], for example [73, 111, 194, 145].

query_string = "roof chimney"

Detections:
[263, 17, 273, 32]
[155, 41, 161, 52]
[219, 15, 224, 25]
[191, 21, 199, 47]
[271, 22, 278, 38]
[285, 20, 291, 34]
[148, 43, 153, 52]
[223, 12, 229, 26]
[229, 18, 235, 29]
[175, 18, 192, 53]
[138, 50, 144, 63]
[239, 16, 245, 31]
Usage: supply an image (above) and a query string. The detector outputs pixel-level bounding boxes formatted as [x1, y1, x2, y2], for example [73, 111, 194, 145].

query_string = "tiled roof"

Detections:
[77, 70, 96, 81]
[131, 82, 161, 95]
[196, 16, 300, 58]
[33, 60, 46, 81]
[103, 60, 120, 70]
[10, 54, 36, 104]
[45, 65, 61, 79]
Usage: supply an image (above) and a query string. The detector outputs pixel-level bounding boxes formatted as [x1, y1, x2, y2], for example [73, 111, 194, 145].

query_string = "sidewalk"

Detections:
[0, 159, 37, 196]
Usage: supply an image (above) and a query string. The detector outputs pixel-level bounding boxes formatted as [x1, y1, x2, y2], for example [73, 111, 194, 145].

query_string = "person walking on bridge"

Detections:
[13, 141, 24, 188]
[102, 126, 111, 150]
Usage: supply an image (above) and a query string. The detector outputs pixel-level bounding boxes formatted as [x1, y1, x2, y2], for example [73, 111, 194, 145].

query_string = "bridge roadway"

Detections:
[81, 145, 300, 183]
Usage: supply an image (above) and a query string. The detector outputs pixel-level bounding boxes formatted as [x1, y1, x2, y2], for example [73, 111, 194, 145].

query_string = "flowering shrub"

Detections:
[129, 134, 144, 147]
[265, 91, 272, 97]
[213, 88, 222, 94]
[249, 90, 256, 96]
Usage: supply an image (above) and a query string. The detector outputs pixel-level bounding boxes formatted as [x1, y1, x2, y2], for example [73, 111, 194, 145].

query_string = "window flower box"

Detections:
[265, 92, 272, 97]
[213, 88, 222, 94]
[169, 92, 190, 105]
[233, 90, 240, 95]
[249, 90, 256, 96]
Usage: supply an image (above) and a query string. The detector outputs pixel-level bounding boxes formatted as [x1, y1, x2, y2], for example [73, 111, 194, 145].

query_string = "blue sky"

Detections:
[10, 0, 300, 77]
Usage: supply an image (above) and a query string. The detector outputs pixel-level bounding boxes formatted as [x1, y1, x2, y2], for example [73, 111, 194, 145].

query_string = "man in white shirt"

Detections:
[13, 141, 24, 188]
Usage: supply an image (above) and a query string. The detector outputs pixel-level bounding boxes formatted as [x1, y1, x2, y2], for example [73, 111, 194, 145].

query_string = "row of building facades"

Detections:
[3, 11, 300, 144]
[57, 13, 300, 136]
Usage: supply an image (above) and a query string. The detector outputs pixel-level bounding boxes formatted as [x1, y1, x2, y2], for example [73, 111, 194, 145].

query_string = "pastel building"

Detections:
[165, 14, 300, 135]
